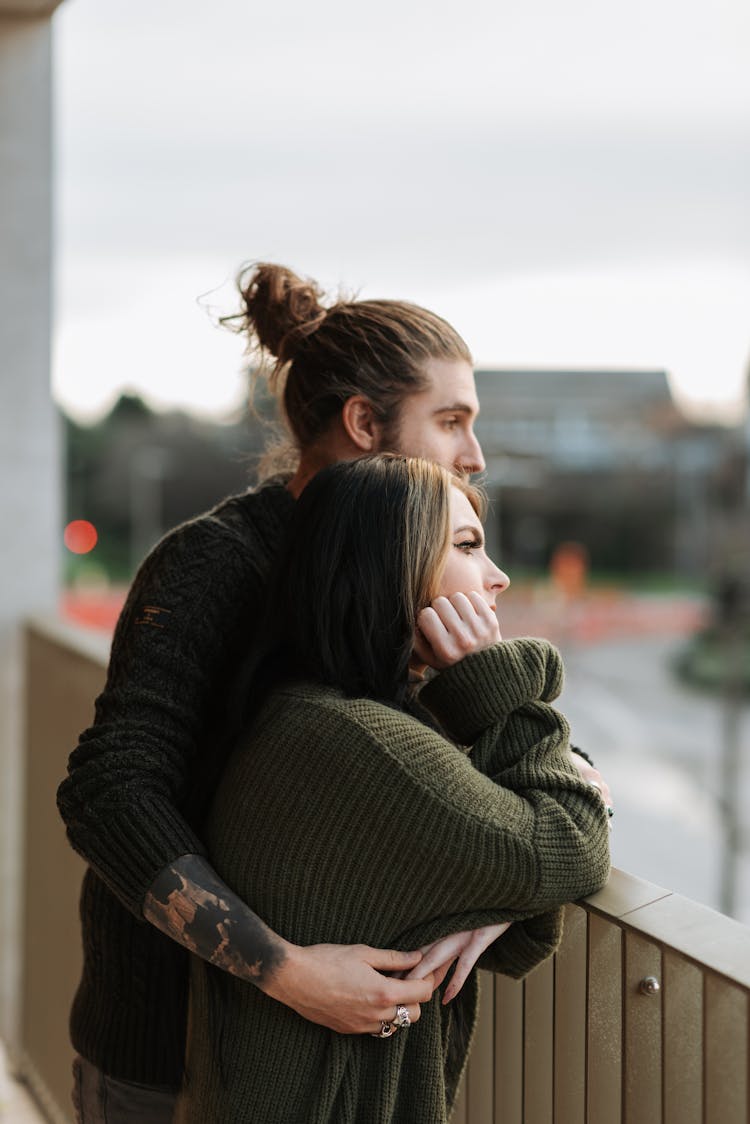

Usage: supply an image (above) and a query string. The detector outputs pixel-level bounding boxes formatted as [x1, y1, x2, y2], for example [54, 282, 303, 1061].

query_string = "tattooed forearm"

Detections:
[143, 853, 286, 988]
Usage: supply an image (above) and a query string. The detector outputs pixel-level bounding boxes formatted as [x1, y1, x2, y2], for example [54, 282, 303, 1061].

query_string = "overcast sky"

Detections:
[53, 0, 750, 423]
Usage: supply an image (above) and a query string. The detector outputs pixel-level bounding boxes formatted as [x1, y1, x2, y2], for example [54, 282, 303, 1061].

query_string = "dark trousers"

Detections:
[72, 1056, 177, 1124]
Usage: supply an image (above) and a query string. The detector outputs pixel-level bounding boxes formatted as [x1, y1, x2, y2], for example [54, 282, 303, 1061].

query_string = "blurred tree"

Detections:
[64, 393, 271, 583]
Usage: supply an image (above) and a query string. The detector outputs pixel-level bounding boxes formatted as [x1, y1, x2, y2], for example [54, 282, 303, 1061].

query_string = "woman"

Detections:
[179, 455, 611, 1124]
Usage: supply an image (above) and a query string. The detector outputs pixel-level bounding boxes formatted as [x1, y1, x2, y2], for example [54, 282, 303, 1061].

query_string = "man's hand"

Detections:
[402, 924, 511, 1004]
[263, 942, 435, 1034]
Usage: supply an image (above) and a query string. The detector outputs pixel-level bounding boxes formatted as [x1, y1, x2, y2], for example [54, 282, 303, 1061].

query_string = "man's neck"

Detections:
[286, 433, 364, 498]
[286, 459, 323, 499]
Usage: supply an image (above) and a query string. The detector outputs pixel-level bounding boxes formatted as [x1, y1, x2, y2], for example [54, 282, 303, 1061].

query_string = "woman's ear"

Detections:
[341, 396, 381, 452]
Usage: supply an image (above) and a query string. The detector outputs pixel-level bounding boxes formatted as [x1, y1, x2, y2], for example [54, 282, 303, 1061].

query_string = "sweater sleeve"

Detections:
[416, 636, 563, 746]
[378, 639, 607, 974]
[56, 505, 276, 917]
[419, 638, 611, 905]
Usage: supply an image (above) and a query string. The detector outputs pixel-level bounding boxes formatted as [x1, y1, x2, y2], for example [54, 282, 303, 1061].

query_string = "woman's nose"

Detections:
[487, 564, 510, 594]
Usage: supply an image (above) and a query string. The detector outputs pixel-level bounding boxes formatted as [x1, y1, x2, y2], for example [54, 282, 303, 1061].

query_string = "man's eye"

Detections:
[443, 418, 459, 430]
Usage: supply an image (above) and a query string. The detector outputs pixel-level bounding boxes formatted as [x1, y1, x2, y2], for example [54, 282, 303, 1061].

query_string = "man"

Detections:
[59, 264, 610, 1122]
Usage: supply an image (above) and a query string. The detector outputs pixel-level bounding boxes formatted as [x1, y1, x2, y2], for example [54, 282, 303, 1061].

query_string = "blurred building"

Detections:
[61, 370, 742, 588]
[475, 368, 734, 579]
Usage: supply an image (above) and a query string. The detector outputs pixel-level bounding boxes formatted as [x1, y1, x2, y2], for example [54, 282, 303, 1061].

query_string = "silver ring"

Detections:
[371, 1020, 397, 1039]
[587, 780, 602, 792]
[392, 1005, 411, 1029]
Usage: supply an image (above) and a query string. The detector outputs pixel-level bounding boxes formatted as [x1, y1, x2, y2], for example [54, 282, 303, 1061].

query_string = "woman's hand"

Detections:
[402, 924, 512, 1003]
[414, 592, 502, 671]
[569, 752, 614, 816]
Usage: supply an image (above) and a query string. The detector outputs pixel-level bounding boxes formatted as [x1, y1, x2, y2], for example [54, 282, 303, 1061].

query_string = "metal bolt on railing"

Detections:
[638, 976, 661, 996]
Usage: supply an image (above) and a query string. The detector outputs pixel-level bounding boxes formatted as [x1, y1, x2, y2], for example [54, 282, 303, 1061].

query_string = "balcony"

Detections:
[11, 616, 749, 1123]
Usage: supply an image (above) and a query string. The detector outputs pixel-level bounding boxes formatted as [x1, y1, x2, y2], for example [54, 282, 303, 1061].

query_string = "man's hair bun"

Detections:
[236, 262, 327, 361]
[222, 257, 472, 470]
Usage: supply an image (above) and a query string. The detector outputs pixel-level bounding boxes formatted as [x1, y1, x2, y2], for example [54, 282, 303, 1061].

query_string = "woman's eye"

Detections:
[455, 539, 481, 552]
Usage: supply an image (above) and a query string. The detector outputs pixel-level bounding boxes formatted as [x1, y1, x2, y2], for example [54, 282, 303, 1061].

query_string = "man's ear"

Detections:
[341, 396, 381, 452]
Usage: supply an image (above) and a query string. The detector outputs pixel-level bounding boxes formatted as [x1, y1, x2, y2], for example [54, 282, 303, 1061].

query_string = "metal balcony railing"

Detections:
[18, 619, 750, 1124]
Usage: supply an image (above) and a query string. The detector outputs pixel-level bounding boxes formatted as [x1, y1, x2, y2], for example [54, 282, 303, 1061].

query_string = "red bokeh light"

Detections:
[64, 519, 98, 554]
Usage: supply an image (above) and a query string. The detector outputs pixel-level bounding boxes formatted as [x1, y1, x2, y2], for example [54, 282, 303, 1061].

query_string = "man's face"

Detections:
[383, 358, 485, 474]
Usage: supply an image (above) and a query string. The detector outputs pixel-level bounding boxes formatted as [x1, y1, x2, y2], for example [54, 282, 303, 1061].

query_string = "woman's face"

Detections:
[436, 487, 510, 608]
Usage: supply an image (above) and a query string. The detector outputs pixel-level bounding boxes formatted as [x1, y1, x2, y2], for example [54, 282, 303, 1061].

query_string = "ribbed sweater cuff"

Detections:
[80, 798, 207, 916]
[418, 638, 563, 744]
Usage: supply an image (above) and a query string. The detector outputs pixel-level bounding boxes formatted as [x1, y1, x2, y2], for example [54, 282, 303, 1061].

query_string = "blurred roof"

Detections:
[475, 368, 676, 416]
[473, 368, 712, 475]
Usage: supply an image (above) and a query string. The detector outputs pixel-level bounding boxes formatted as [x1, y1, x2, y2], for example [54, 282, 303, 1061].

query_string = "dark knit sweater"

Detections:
[56, 481, 296, 1086]
[180, 640, 611, 1123]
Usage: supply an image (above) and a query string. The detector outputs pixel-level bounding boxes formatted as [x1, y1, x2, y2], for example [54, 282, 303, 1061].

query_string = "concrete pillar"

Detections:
[0, 10, 62, 1051]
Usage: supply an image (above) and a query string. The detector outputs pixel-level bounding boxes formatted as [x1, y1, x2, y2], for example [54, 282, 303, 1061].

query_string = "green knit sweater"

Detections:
[180, 639, 611, 1123]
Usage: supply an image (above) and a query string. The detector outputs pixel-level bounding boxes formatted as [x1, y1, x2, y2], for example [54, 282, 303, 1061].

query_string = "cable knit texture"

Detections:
[179, 640, 611, 1123]
[57, 482, 295, 1086]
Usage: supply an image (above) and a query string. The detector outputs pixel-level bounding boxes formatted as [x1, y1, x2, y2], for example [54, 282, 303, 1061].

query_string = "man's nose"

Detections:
[457, 430, 485, 474]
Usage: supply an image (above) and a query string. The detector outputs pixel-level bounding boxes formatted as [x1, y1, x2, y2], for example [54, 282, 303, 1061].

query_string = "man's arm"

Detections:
[144, 853, 435, 1034]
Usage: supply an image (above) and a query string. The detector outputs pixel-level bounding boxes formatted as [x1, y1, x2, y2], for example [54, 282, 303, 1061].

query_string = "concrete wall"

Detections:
[0, 11, 62, 1052]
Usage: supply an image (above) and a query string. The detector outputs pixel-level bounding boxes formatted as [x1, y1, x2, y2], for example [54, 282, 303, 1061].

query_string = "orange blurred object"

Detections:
[64, 519, 98, 554]
[61, 588, 125, 632]
[550, 541, 589, 598]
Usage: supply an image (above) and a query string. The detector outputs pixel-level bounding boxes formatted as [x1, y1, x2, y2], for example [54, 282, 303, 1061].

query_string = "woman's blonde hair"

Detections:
[401, 458, 485, 627]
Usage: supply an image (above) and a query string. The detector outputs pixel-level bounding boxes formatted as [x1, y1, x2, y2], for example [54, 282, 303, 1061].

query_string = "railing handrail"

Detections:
[585, 868, 750, 991]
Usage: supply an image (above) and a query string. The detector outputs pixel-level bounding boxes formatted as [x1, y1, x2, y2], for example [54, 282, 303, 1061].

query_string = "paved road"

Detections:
[497, 590, 749, 923]
[555, 633, 750, 924]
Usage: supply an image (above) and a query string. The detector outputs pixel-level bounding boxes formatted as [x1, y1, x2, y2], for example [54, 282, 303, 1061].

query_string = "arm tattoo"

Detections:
[143, 853, 285, 988]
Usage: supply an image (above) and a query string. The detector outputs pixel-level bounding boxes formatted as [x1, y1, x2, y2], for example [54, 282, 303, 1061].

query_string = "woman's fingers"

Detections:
[416, 593, 501, 669]
[415, 606, 454, 669]
[442, 922, 511, 1003]
[465, 591, 502, 643]
[405, 931, 469, 979]
[435, 594, 500, 648]
[570, 754, 614, 811]
[402, 924, 513, 1008]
